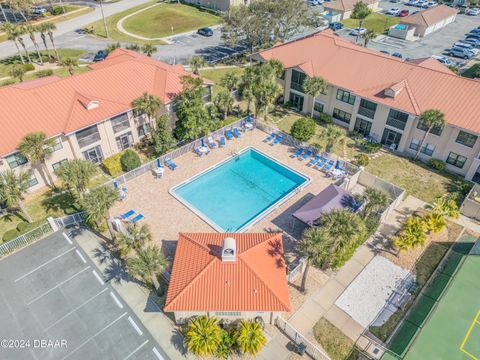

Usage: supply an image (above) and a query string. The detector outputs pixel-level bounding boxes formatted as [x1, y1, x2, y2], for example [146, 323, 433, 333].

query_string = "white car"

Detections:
[467, 8, 480, 16]
[422, 1, 437, 8]
[432, 55, 452, 66]
[416, 0, 428, 7]
[307, 0, 320, 5]
[350, 27, 367, 36]
[386, 7, 401, 15]
[406, 0, 418, 5]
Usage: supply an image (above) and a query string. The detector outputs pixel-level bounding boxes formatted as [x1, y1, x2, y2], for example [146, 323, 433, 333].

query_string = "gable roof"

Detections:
[324, 0, 378, 12]
[406, 57, 456, 74]
[400, 5, 458, 27]
[0, 48, 212, 157]
[163, 233, 291, 312]
[256, 30, 480, 134]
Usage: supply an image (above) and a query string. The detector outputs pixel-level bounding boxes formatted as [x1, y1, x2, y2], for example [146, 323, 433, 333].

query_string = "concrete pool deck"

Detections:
[111, 128, 336, 259]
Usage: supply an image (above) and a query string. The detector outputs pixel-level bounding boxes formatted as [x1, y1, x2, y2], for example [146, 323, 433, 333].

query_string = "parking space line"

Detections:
[61, 312, 128, 360]
[152, 347, 165, 360]
[92, 270, 104, 285]
[14, 247, 76, 282]
[123, 339, 149, 360]
[62, 232, 73, 244]
[26, 266, 91, 305]
[46, 288, 108, 330]
[75, 249, 86, 264]
[128, 316, 143, 336]
[110, 292, 123, 309]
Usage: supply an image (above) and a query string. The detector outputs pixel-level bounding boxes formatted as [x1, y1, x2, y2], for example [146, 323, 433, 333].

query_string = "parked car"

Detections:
[197, 27, 213, 37]
[93, 50, 108, 62]
[380, 50, 391, 54]
[350, 27, 367, 36]
[422, 1, 437, 8]
[392, 52, 403, 58]
[399, 9, 410, 16]
[469, 28, 480, 35]
[307, 0, 320, 5]
[454, 41, 479, 54]
[466, 8, 480, 15]
[416, 0, 428, 7]
[460, 38, 480, 48]
[329, 22, 344, 30]
[466, 33, 480, 40]
[31, 6, 46, 15]
[390, 0, 401, 3]
[448, 46, 475, 59]
[386, 7, 401, 15]
[406, 0, 418, 5]
[432, 55, 452, 65]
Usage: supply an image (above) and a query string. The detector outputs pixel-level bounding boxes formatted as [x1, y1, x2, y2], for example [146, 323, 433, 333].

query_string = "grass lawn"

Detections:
[122, 3, 221, 39]
[343, 12, 399, 34]
[199, 66, 245, 96]
[0, 65, 90, 87]
[314, 318, 355, 360]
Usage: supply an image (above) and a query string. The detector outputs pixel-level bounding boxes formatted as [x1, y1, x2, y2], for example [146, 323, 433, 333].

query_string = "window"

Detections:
[214, 312, 242, 317]
[456, 131, 477, 148]
[417, 120, 443, 136]
[358, 99, 377, 119]
[333, 108, 352, 124]
[51, 137, 63, 152]
[5, 152, 27, 169]
[291, 70, 306, 92]
[76, 125, 101, 149]
[386, 109, 409, 130]
[446, 152, 467, 168]
[83, 145, 103, 164]
[52, 159, 68, 171]
[336, 89, 356, 105]
[314, 101, 324, 113]
[116, 132, 133, 151]
[137, 123, 151, 138]
[111, 113, 130, 134]
[409, 139, 435, 156]
[28, 173, 38, 188]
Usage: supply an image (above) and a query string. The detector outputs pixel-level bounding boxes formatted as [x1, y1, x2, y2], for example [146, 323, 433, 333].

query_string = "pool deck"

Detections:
[111, 128, 335, 259]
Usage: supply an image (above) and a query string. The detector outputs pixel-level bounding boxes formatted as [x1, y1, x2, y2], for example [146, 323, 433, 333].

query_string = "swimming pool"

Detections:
[170, 147, 310, 232]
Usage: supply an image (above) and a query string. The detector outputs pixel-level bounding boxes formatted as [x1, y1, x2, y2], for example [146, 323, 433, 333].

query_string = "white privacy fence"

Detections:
[287, 258, 306, 283]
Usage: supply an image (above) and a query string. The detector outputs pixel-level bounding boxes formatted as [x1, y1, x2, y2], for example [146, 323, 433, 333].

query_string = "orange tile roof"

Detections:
[257, 30, 480, 133]
[400, 5, 457, 27]
[0, 48, 211, 156]
[163, 233, 291, 312]
[406, 57, 456, 74]
[324, 0, 378, 12]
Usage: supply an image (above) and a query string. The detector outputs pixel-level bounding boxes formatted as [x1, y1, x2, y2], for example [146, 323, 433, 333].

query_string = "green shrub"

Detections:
[317, 112, 332, 124]
[355, 154, 369, 167]
[102, 152, 123, 177]
[365, 215, 380, 237]
[428, 159, 446, 171]
[120, 149, 141, 172]
[363, 142, 381, 153]
[290, 117, 316, 142]
[16, 222, 29, 232]
[1, 79, 16, 87]
[2, 228, 19, 242]
[23, 63, 35, 72]
[49, 6, 66, 15]
[35, 69, 54, 78]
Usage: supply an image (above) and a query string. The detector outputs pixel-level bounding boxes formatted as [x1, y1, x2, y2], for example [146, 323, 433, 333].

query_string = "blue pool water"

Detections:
[171, 148, 309, 232]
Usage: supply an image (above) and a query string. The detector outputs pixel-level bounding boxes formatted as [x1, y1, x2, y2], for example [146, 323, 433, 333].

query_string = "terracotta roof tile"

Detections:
[400, 5, 458, 27]
[324, 0, 377, 12]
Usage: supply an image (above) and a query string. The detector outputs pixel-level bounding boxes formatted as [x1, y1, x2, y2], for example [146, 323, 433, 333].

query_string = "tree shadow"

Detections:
[41, 192, 79, 214]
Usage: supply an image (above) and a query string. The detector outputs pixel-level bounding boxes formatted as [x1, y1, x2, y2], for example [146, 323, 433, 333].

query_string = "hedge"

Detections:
[120, 149, 141, 172]
[102, 152, 124, 177]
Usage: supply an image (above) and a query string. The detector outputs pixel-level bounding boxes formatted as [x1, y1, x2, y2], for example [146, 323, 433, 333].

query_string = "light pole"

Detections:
[99, 0, 109, 38]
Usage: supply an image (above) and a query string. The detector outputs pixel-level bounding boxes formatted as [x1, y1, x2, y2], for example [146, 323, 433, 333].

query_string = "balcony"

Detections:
[386, 116, 407, 130]
[76, 132, 101, 149]
[358, 106, 376, 119]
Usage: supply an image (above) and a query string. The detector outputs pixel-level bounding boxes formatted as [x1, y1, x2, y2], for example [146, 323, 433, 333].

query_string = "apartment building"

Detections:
[254, 30, 480, 182]
[0, 48, 212, 191]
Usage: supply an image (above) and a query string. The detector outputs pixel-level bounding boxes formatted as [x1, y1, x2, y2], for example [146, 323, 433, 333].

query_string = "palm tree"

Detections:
[141, 43, 156, 57]
[1, 22, 25, 64]
[394, 216, 426, 251]
[220, 71, 239, 93]
[214, 89, 234, 120]
[16, 26, 32, 63]
[234, 320, 267, 356]
[82, 185, 119, 239]
[54, 159, 97, 200]
[36, 23, 51, 60]
[261, 80, 282, 121]
[298, 227, 332, 293]
[362, 29, 377, 47]
[24, 24, 43, 65]
[126, 245, 169, 295]
[422, 213, 446, 234]
[18, 132, 56, 187]
[132, 92, 163, 120]
[116, 223, 152, 257]
[429, 195, 460, 219]
[188, 55, 206, 75]
[362, 187, 389, 217]
[43, 22, 60, 62]
[321, 124, 346, 153]
[265, 58, 284, 78]
[9, 64, 26, 82]
[415, 109, 445, 160]
[0, 170, 33, 223]
[106, 42, 120, 53]
[184, 316, 222, 357]
[126, 43, 141, 51]
[60, 57, 78, 76]
[240, 66, 256, 115]
[303, 76, 328, 117]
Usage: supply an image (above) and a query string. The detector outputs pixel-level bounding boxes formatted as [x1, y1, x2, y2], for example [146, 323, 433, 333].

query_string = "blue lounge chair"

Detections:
[233, 127, 242, 138]
[323, 160, 335, 172]
[315, 157, 327, 169]
[207, 136, 217, 148]
[129, 214, 144, 223]
[194, 147, 203, 157]
[308, 154, 321, 166]
[156, 158, 164, 169]
[265, 131, 277, 142]
[301, 149, 313, 160]
[272, 135, 282, 145]
[165, 158, 177, 170]
[292, 147, 304, 158]
[225, 129, 234, 140]
[219, 136, 226, 147]
[119, 209, 135, 220]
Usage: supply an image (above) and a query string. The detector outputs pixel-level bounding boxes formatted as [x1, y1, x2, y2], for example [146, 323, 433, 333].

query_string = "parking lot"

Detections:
[0, 230, 167, 360]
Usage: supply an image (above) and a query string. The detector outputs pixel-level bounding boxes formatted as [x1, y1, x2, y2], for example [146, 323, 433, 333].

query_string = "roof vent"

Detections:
[221, 237, 236, 262]
[84, 100, 99, 110]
